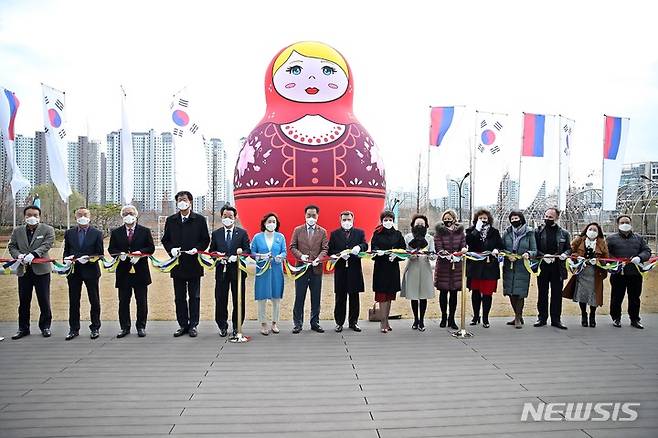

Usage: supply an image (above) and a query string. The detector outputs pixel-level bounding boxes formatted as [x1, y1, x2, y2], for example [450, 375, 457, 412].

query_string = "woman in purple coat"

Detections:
[434, 209, 467, 329]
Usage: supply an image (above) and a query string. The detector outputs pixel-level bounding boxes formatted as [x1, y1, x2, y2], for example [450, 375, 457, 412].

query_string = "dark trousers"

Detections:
[67, 274, 101, 332]
[215, 265, 246, 331]
[610, 274, 643, 322]
[17, 270, 51, 333]
[293, 270, 322, 328]
[334, 291, 360, 326]
[537, 266, 564, 323]
[118, 285, 148, 330]
[173, 277, 201, 330]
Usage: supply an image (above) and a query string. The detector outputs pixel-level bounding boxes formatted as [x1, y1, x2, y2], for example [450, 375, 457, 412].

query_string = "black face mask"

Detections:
[444, 221, 453, 227]
[412, 225, 427, 235]
[511, 220, 521, 228]
[544, 219, 555, 227]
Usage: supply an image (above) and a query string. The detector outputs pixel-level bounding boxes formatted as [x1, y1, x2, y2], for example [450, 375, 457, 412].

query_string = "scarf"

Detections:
[511, 224, 529, 252]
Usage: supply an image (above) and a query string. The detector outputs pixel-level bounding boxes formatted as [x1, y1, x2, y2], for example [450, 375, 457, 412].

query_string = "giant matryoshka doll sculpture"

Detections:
[233, 41, 386, 242]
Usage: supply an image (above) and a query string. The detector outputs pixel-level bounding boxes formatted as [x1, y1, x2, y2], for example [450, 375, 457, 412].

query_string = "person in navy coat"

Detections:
[63, 207, 104, 340]
[108, 205, 156, 338]
[209, 205, 251, 337]
[328, 211, 368, 332]
[250, 213, 287, 336]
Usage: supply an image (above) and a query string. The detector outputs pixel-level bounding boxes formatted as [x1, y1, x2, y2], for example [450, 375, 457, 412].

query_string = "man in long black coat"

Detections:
[108, 205, 156, 338]
[328, 211, 368, 332]
[161, 191, 210, 338]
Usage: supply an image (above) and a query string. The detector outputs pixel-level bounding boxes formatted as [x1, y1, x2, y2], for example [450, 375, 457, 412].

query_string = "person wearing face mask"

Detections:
[8, 205, 55, 340]
[209, 205, 251, 337]
[371, 210, 406, 333]
[250, 213, 286, 336]
[434, 209, 467, 330]
[562, 223, 609, 328]
[606, 215, 651, 329]
[63, 207, 104, 340]
[533, 207, 571, 329]
[108, 205, 155, 338]
[290, 205, 329, 334]
[465, 209, 503, 328]
[161, 191, 211, 338]
[501, 211, 537, 329]
[328, 211, 368, 333]
[401, 214, 436, 332]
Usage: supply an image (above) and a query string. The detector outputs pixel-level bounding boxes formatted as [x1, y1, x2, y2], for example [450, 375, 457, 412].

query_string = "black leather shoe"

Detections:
[41, 329, 51, 338]
[335, 325, 343, 333]
[612, 319, 622, 328]
[116, 329, 130, 338]
[12, 331, 29, 340]
[417, 323, 426, 332]
[534, 320, 547, 327]
[412, 322, 419, 330]
[137, 328, 146, 337]
[349, 324, 362, 332]
[311, 325, 325, 333]
[292, 326, 302, 334]
[551, 322, 568, 330]
[65, 331, 79, 341]
[482, 321, 490, 328]
[173, 327, 188, 337]
[189, 327, 198, 337]
[219, 328, 228, 337]
[90, 330, 100, 339]
[448, 320, 459, 330]
[581, 316, 588, 327]
[631, 321, 644, 329]
[469, 316, 480, 326]
[231, 329, 238, 337]
[440, 317, 447, 328]
[506, 319, 516, 326]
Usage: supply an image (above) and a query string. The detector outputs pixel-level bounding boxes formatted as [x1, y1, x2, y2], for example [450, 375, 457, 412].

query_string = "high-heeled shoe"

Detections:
[483, 318, 490, 328]
[412, 321, 419, 330]
[271, 323, 280, 334]
[448, 318, 459, 330]
[439, 316, 447, 328]
[418, 322, 426, 332]
[469, 316, 480, 326]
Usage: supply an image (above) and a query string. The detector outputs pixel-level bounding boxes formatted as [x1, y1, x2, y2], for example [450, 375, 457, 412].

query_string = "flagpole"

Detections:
[470, 110, 477, 219]
[12, 196, 16, 228]
[519, 112, 525, 210]
[66, 196, 70, 229]
[600, 114, 605, 223]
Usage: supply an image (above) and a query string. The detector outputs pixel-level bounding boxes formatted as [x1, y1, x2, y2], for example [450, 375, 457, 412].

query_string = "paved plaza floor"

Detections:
[1, 315, 657, 437]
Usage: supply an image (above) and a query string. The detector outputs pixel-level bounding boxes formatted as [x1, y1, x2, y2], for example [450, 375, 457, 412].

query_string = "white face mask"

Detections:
[177, 201, 190, 211]
[619, 223, 632, 233]
[123, 214, 136, 225]
[222, 217, 235, 227]
[76, 217, 90, 226]
[306, 217, 317, 227]
[341, 220, 353, 230]
[586, 230, 598, 240]
[25, 217, 40, 226]
[265, 222, 276, 232]
[382, 220, 394, 229]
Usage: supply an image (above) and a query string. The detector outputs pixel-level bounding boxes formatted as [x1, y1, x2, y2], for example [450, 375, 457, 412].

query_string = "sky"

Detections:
[1, 0, 657, 193]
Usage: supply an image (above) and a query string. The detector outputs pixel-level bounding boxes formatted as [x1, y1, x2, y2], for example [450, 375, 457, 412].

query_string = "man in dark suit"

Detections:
[290, 204, 329, 334]
[63, 207, 104, 340]
[209, 205, 251, 337]
[108, 205, 156, 338]
[8, 205, 55, 339]
[328, 211, 368, 333]
[161, 191, 210, 338]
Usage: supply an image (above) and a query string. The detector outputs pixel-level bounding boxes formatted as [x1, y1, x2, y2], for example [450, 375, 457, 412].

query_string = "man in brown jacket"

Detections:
[290, 204, 329, 333]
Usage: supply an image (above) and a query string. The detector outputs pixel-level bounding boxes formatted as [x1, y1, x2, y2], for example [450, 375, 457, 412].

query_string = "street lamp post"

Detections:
[450, 172, 470, 223]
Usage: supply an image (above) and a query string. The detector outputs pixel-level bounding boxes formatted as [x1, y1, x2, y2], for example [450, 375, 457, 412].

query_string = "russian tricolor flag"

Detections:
[604, 115, 627, 160]
[429, 106, 455, 147]
[602, 115, 630, 210]
[522, 113, 545, 157]
[3, 89, 19, 141]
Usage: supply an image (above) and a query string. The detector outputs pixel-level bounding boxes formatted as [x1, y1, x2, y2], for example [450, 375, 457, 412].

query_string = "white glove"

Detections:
[544, 257, 554, 264]
[376, 250, 385, 257]
[274, 255, 284, 263]
[559, 253, 568, 261]
[119, 252, 128, 261]
[311, 258, 320, 267]
[17, 253, 25, 261]
[388, 253, 397, 262]
[351, 245, 361, 255]
[429, 254, 438, 261]
[461, 247, 468, 254]
[64, 255, 75, 263]
[341, 252, 350, 260]
[171, 247, 181, 257]
[589, 258, 597, 265]
[631, 256, 641, 265]
[77, 255, 89, 264]
[23, 253, 35, 264]
[475, 219, 483, 232]
[301, 254, 310, 262]
[522, 253, 530, 260]
[185, 248, 198, 255]
[130, 256, 140, 265]
[491, 249, 499, 256]
[228, 255, 238, 263]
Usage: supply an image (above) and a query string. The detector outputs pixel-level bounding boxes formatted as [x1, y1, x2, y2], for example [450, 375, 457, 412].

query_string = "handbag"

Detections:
[368, 302, 384, 322]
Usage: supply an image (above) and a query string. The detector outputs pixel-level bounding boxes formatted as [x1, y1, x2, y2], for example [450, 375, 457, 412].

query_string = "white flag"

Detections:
[602, 115, 630, 211]
[170, 89, 209, 198]
[558, 116, 574, 211]
[473, 111, 509, 207]
[120, 86, 134, 205]
[0, 87, 30, 198]
[41, 84, 72, 201]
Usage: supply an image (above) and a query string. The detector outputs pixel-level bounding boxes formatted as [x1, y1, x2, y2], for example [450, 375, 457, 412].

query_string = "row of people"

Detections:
[7, 193, 651, 340]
